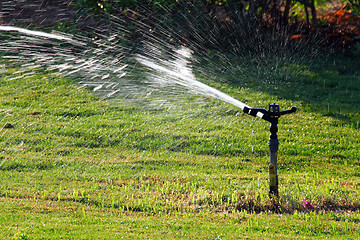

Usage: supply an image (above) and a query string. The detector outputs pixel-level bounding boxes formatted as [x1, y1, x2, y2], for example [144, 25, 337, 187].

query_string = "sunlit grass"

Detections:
[0, 54, 359, 238]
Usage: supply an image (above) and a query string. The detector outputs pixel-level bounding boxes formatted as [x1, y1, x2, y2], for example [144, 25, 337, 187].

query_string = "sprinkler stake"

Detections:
[243, 103, 297, 198]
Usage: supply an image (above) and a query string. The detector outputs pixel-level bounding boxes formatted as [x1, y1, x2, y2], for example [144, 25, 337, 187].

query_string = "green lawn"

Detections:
[0, 53, 359, 239]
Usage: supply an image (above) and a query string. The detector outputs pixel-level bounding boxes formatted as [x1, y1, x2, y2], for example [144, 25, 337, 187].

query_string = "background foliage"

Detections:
[74, 0, 360, 55]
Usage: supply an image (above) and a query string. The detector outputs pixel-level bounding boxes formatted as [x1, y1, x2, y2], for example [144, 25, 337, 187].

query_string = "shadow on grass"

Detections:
[196, 52, 360, 128]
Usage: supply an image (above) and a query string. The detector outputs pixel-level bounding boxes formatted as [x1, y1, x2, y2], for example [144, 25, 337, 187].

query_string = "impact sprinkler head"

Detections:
[243, 103, 297, 124]
[243, 103, 297, 198]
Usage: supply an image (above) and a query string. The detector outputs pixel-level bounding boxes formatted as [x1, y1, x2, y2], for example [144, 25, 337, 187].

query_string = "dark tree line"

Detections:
[75, 0, 360, 53]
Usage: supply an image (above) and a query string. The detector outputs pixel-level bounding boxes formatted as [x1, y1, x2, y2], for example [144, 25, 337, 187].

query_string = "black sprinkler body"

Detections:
[243, 103, 297, 198]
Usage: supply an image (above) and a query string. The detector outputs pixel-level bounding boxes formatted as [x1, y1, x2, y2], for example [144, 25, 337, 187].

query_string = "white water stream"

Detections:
[136, 46, 263, 118]
[0, 25, 73, 41]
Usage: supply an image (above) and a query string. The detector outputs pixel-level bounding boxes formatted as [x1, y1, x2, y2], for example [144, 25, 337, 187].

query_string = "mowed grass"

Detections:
[0, 54, 360, 239]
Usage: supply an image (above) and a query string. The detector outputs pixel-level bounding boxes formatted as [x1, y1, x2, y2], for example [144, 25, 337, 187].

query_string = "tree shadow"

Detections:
[194, 51, 360, 128]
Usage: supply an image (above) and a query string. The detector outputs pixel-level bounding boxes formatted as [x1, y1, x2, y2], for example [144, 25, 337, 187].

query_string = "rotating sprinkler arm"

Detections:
[279, 106, 297, 116]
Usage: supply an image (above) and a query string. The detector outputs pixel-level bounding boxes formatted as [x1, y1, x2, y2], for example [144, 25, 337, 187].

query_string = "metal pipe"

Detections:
[269, 122, 279, 197]
[243, 103, 297, 198]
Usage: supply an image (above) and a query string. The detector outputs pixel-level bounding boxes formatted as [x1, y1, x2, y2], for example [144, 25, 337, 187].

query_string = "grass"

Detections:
[0, 53, 360, 239]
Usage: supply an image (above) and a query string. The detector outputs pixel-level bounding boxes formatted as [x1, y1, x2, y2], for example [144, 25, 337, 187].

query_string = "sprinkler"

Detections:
[243, 103, 297, 198]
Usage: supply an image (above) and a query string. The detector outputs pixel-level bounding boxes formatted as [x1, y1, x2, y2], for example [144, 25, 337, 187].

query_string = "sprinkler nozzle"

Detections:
[243, 106, 250, 114]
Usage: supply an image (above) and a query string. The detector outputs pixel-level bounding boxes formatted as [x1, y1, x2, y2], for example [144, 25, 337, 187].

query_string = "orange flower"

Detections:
[290, 34, 302, 40]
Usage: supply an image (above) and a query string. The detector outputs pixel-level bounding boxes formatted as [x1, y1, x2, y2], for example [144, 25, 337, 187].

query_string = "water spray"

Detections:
[243, 103, 297, 198]
[1, 25, 297, 198]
